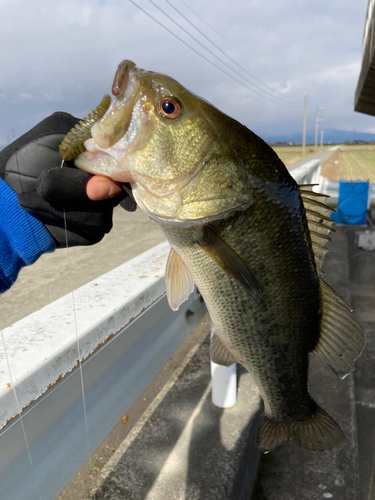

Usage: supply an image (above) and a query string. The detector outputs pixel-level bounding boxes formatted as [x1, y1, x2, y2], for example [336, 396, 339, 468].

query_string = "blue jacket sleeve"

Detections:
[0, 179, 56, 293]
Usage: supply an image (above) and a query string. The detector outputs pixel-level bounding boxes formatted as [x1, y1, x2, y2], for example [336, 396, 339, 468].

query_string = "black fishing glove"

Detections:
[0, 112, 136, 248]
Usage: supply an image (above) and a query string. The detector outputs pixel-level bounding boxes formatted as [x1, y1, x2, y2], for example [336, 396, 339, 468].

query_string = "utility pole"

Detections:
[314, 107, 324, 149]
[302, 94, 307, 158]
[314, 107, 319, 149]
[320, 130, 324, 150]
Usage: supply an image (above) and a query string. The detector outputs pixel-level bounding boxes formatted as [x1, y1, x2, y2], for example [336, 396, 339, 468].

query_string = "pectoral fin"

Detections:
[165, 248, 195, 311]
[198, 226, 261, 297]
[211, 332, 237, 366]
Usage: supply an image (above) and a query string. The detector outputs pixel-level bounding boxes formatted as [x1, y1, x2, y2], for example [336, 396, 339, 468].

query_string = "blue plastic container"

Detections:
[331, 180, 369, 225]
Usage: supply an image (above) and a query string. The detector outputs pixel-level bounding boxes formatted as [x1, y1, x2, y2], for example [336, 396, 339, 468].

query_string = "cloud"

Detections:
[313, 62, 361, 85]
[44, 89, 62, 102]
[0, 0, 373, 143]
[16, 93, 33, 102]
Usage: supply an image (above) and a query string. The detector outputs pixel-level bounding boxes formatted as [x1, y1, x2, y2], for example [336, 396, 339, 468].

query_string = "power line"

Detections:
[146, 0, 299, 108]
[129, 0, 299, 108]
[165, 0, 300, 105]
[177, 0, 305, 97]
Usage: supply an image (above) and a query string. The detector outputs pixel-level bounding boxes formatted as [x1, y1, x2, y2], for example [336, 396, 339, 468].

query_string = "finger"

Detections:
[86, 175, 123, 200]
[38, 168, 92, 205]
[38, 169, 125, 211]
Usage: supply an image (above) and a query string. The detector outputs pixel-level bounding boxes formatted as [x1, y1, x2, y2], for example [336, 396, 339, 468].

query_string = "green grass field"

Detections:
[340, 146, 375, 183]
[271, 145, 327, 164]
[271, 144, 375, 183]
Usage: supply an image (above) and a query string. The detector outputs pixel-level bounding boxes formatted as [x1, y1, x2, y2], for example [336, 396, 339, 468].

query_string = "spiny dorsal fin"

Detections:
[198, 225, 262, 297]
[211, 332, 237, 366]
[313, 278, 365, 379]
[165, 247, 195, 311]
[299, 184, 335, 276]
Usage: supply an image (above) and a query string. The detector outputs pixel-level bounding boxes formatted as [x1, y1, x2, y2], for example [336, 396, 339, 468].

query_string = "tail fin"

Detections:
[258, 406, 345, 452]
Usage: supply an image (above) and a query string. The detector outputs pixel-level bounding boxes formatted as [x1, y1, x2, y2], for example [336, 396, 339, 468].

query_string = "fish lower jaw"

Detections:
[75, 150, 134, 182]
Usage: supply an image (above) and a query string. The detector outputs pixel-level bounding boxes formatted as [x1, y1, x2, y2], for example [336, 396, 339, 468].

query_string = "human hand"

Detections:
[0, 112, 136, 248]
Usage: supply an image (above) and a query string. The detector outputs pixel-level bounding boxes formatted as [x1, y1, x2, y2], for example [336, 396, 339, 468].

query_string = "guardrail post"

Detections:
[210, 322, 237, 408]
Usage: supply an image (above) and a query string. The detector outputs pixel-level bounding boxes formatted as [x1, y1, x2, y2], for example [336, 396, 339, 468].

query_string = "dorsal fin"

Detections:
[299, 184, 335, 276]
[299, 186, 365, 379]
[313, 278, 365, 379]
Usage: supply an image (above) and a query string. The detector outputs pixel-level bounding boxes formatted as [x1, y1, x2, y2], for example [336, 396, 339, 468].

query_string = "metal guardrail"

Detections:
[0, 242, 206, 500]
[289, 158, 321, 184]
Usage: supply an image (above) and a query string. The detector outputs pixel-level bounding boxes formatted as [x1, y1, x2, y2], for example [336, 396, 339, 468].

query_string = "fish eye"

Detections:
[157, 97, 181, 119]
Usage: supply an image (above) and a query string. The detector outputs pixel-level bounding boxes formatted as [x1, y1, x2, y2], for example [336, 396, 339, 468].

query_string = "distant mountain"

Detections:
[262, 129, 375, 145]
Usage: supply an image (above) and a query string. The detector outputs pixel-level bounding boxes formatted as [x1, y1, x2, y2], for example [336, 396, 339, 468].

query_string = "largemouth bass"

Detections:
[72, 60, 364, 452]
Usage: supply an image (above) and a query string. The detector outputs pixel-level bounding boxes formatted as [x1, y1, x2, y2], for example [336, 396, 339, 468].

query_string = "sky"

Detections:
[0, 0, 372, 147]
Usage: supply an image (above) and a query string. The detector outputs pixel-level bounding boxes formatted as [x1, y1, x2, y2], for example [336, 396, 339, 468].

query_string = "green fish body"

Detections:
[73, 60, 364, 451]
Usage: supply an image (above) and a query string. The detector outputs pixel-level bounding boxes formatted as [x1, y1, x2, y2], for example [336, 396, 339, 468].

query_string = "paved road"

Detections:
[287, 147, 338, 172]
[0, 207, 166, 329]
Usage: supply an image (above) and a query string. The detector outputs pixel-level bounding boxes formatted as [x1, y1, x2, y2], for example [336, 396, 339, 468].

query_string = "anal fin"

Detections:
[211, 332, 237, 366]
[313, 278, 365, 378]
[165, 247, 195, 311]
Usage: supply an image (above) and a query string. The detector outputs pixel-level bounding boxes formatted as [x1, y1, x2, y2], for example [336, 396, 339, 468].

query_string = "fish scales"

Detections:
[71, 60, 364, 452]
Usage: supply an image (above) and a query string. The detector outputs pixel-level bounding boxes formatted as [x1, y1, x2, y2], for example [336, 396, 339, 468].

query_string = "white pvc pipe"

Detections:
[210, 322, 237, 408]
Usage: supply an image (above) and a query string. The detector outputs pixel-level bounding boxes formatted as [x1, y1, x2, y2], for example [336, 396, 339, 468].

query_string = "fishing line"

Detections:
[0, 329, 43, 500]
[60, 158, 96, 499]
[368, 448, 375, 500]
[177, 0, 305, 96]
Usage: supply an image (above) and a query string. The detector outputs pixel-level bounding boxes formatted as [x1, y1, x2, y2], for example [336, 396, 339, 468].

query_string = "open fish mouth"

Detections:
[91, 61, 141, 150]
[74, 61, 142, 182]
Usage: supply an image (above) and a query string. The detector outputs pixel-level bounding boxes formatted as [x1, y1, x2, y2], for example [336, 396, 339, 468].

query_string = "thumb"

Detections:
[86, 176, 124, 200]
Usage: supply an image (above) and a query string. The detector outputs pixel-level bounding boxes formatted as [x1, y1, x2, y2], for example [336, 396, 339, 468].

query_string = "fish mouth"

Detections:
[75, 61, 142, 182]
[111, 60, 138, 98]
[92, 61, 141, 150]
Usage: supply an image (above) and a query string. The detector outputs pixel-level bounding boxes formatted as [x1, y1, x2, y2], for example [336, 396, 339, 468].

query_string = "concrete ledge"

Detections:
[90, 322, 262, 500]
